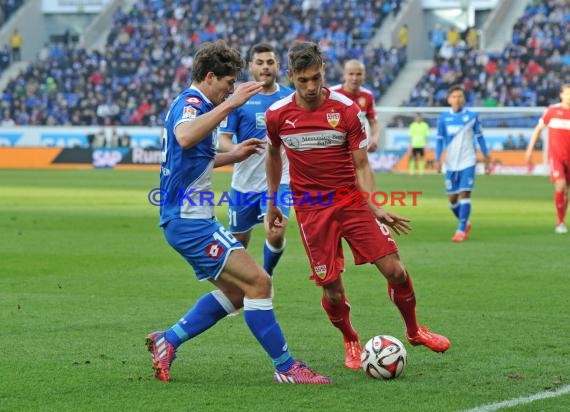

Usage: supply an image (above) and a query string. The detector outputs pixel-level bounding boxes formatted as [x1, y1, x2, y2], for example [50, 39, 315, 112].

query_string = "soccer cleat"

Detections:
[451, 230, 466, 242]
[344, 340, 362, 369]
[555, 223, 568, 234]
[146, 331, 177, 382]
[227, 309, 241, 317]
[273, 361, 332, 384]
[464, 222, 472, 239]
[406, 325, 450, 353]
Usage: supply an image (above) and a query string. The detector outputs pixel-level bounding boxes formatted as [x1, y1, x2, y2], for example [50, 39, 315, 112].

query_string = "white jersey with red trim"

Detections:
[266, 88, 368, 209]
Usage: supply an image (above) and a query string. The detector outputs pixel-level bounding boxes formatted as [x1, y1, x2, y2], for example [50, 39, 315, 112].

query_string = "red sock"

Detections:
[555, 191, 567, 224]
[388, 274, 419, 336]
[321, 295, 359, 342]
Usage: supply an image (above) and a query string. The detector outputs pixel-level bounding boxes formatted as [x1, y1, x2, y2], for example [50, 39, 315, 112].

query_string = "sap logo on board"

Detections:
[92, 149, 123, 168]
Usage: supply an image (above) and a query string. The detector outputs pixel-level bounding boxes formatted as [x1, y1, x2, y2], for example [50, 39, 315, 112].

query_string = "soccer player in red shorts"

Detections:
[265, 41, 450, 370]
[526, 84, 570, 234]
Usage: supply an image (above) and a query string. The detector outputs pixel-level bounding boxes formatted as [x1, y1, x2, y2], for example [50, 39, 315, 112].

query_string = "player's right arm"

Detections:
[434, 115, 445, 173]
[525, 119, 546, 165]
[265, 110, 284, 230]
[175, 81, 263, 149]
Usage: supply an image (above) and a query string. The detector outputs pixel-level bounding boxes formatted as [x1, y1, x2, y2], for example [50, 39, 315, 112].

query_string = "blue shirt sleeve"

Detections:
[435, 115, 445, 161]
[477, 136, 489, 157]
[436, 139, 444, 161]
[473, 114, 488, 157]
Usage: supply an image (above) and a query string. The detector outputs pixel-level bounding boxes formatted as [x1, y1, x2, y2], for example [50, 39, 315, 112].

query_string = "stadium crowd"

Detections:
[0, 0, 405, 126]
[0, 0, 25, 75]
[407, 0, 570, 110]
[0, 0, 24, 26]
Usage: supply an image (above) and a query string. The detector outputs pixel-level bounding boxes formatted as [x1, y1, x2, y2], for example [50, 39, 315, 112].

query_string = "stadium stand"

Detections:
[0, 0, 406, 126]
[406, 0, 570, 113]
[0, 0, 25, 76]
[0, 0, 24, 26]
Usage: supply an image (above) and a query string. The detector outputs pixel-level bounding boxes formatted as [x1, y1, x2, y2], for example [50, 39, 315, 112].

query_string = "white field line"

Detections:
[462, 384, 570, 412]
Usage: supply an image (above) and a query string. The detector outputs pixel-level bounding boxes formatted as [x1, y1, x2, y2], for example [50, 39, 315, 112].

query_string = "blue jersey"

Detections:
[436, 108, 488, 172]
[219, 84, 293, 192]
[160, 86, 216, 226]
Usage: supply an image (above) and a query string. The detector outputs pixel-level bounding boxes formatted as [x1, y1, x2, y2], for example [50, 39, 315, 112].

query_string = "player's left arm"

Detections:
[366, 97, 379, 152]
[265, 111, 284, 230]
[352, 149, 411, 235]
[474, 114, 491, 174]
[367, 117, 380, 152]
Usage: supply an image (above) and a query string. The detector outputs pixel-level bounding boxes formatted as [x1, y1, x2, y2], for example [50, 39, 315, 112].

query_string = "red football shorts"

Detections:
[549, 156, 570, 183]
[295, 201, 399, 286]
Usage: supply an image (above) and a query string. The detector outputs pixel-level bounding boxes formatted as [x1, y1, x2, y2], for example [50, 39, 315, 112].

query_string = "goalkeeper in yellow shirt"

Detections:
[408, 113, 430, 175]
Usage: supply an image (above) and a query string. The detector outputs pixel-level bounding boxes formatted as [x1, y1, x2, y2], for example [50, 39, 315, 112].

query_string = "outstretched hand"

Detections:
[232, 138, 266, 162]
[374, 208, 412, 235]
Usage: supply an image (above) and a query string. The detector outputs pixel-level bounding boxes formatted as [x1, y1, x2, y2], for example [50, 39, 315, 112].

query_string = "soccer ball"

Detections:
[361, 335, 407, 380]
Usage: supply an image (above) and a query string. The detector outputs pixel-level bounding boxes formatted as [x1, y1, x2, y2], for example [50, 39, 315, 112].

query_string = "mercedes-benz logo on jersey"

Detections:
[283, 136, 300, 149]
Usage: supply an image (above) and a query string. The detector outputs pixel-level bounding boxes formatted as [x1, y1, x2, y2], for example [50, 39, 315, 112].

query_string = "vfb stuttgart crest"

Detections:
[327, 111, 340, 128]
[314, 264, 327, 279]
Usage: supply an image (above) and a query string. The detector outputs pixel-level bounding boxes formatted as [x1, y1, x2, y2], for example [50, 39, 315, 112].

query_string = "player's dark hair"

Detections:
[248, 42, 277, 62]
[447, 84, 465, 96]
[288, 41, 323, 73]
[192, 40, 244, 82]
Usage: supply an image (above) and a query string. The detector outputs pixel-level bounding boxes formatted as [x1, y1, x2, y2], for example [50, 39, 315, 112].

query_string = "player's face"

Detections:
[343, 64, 365, 93]
[289, 64, 324, 109]
[249, 52, 279, 88]
[560, 87, 570, 107]
[447, 90, 465, 111]
[210, 75, 237, 106]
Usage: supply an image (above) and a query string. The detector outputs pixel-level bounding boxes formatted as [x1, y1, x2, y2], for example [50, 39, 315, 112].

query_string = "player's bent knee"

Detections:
[375, 254, 406, 283]
[323, 284, 345, 306]
[244, 270, 273, 298]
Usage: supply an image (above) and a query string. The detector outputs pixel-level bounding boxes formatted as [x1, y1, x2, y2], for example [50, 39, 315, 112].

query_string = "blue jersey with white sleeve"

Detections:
[160, 86, 217, 226]
[219, 84, 293, 192]
[436, 108, 488, 172]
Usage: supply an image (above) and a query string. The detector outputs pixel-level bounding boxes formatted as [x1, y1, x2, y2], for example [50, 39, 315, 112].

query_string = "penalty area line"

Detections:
[463, 384, 570, 412]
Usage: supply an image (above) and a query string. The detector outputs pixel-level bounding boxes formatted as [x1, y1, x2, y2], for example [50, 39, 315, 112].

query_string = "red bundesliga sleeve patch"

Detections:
[182, 106, 197, 119]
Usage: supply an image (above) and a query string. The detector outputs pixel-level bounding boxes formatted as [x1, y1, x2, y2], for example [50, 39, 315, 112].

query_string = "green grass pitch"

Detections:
[1, 169, 568, 411]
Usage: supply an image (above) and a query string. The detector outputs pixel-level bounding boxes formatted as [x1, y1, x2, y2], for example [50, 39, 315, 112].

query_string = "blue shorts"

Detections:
[163, 218, 243, 281]
[228, 183, 292, 233]
[445, 166, 476, 194]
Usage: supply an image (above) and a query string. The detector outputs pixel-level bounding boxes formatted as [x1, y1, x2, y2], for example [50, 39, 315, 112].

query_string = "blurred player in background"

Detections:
[408, 113, 430, 175]
[435, 85, 490, 243]
[525, 84, 570, 234]
[147, 40, 330, 385]
[218, 43, 293, 277]
[330, 59, 380, 152]
[265, 41, 450, 370]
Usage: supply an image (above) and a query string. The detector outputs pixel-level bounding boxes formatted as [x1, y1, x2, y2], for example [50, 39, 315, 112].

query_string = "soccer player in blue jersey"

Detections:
[435, 85, 491, 242]
[218, 43, 293, 277]
[146, 40, 330, 385]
